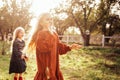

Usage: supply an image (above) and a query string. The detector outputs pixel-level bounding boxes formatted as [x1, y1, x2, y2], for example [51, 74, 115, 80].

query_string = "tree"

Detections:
[0, 0, 33, 41]
[53, 0, 102, 46]
[53, 14, 74, 35]
[52, 0, 119, 46]
[98, 0, 120, 43]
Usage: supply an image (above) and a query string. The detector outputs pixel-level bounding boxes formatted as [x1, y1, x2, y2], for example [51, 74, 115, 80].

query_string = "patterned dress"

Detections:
[34, 31, 71, 80]
[9, 39, 26, 74]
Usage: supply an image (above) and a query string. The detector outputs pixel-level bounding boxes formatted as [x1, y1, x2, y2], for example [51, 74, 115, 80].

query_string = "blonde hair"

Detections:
[10, 27, 25, 52]
[27, 13, 52, 53]
[12, 27, 25, 42]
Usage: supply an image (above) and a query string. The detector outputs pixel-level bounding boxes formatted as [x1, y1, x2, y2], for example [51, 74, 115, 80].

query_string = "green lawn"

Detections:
[0, 47, 120, 80]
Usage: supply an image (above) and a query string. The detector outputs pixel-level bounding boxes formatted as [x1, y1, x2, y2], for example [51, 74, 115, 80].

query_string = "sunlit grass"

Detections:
[0, 46, 120, 80]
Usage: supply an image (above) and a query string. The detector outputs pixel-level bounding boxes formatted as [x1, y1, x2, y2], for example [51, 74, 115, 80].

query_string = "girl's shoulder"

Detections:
[13, 39, 25, 44]
[12, 39, 19, 46]
[14, 39, 19, 43]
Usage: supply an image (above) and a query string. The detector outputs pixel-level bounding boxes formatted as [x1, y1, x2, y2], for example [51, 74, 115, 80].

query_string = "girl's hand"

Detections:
[21, 55, 25, 59]
[24, 55, 29, 61]
[45, 67, 50, 79]
[21, 55, 28, 61]
[70, 44, 82, 50]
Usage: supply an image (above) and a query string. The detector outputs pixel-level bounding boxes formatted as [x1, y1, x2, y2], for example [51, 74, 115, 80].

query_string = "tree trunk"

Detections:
[83, 34, 90, 46]
[0, 35, 3, 41]
[2, 48, 5, 55]
[0, 29, 3, 41]
[0, 29, 6, 41]
[57, 31, 64, 40]
[1, 41, 6, 55]
[105, 38, 110, 43]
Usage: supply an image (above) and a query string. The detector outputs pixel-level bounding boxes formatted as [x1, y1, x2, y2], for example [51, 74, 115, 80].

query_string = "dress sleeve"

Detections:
[58, 41, 71, 55]
[13, 41, 22, 58]
[54, 32, 71, 55]
[36, 31, 52, 53]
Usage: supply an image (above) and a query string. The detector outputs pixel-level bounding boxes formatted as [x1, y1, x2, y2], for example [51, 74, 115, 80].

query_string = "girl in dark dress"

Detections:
[9, 27, 27, 80]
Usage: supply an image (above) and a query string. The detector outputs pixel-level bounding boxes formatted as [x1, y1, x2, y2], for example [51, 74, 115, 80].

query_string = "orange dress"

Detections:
[34, 31, 71, 80]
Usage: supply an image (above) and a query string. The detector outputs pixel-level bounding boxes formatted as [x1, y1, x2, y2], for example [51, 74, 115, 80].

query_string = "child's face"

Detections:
[42, 15, 52, 28]
[17, 30, 25, 39]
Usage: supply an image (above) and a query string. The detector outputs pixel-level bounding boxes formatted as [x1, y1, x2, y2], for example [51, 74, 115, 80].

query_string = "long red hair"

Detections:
[27, 13, 51, 52]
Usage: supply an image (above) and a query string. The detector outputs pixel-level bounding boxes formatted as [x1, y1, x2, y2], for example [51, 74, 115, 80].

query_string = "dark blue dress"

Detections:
[9, 39, 26, 74]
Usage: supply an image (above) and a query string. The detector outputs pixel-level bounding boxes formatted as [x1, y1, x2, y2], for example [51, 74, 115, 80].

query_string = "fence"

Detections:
[1, 34, 120, 47]
[59, 35, 83, 44]
[102, 35, 120, 47]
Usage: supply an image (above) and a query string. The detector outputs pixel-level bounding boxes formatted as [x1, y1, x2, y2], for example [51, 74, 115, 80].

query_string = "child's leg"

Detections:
[19, 73, 22, 77]
[14, 73, 18, 80]
[19, 73, 23, 80]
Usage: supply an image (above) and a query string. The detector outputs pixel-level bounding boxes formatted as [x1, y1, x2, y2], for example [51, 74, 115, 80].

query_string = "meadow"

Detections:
[0, 43, 120, 80]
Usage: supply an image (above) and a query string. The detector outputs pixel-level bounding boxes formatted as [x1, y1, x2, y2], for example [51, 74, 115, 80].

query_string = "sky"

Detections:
[0, 1, 4, 7]
[0, 0, 63, 16]
[0, 0, 119, 17]
[0, 0, 66, 29]
[29, 0, 63, 27]
[30, 0, 101, 16]
[29, 0, 62, 17]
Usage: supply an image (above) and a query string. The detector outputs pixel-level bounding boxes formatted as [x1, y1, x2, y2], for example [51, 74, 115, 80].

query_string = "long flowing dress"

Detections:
[34, 31, 71, 80]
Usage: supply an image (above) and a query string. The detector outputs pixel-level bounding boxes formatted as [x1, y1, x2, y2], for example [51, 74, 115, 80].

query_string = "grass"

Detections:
[0, 41, 120, 80]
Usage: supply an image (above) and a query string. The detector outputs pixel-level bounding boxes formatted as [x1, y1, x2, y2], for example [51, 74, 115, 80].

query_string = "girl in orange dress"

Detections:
[28, 13, 80, 80]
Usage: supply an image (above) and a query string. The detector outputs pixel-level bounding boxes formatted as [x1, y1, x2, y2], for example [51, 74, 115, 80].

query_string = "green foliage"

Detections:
[0, 44, 120, 80]
[97, 0, 120, 36]
[52, 0, 120, 46]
